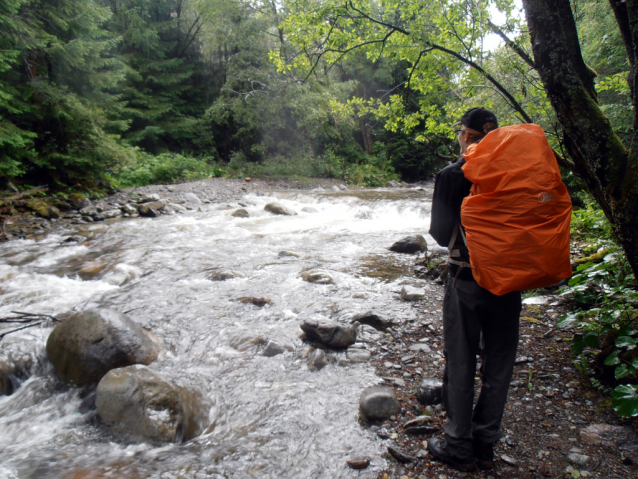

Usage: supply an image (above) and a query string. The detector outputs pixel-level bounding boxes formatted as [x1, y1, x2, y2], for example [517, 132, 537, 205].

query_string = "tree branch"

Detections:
[487, 20, 535, 68]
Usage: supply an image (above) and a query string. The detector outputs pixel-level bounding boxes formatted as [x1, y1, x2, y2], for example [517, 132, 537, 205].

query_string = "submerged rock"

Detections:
[278, 250, 300, 258]
[96, 365, 205, 443]
[301, 271, 333, 284]
[238, 296, 272, 307]
[416, 378, 443, 405]
[359, 386, 400, 420]
[307, 349, 329, 371]
[300, 320, 356, 349]
[346, 457, 370, 469]
[389, 235, 428, 254]
[264, 203, 297, 216]
[346, 348, 371, 363]
[138, 201, 166, 217]
[46, 308, 161, 386]
[208, 270, 242, 281]
[301, 207, 318, 213]
[261, 341, 285, 357]
[231, 208, 249, 218]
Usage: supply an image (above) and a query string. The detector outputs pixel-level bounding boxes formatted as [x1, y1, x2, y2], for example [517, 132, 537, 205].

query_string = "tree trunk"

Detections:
[522, 0, 638, 280]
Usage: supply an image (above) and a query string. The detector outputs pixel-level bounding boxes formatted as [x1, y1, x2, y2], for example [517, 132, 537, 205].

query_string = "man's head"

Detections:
[455, 107, 498, 153]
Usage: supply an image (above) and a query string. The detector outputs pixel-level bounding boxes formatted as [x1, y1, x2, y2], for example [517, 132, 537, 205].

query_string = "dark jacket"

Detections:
[429, 156, 475, 279]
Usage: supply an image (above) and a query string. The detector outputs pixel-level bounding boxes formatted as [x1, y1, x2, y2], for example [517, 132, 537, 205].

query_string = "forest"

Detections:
[2, 0, 638, 415]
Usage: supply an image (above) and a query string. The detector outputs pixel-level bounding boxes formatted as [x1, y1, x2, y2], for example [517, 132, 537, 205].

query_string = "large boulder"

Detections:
[359, 386, 400, 420]
[264, 203, 298, 216]
[68, 193, 91, 210]
[389, 235, 428, 254]
[300, 320, 356, 349]
[138, 201, 166, 217]
[46, 309, 161, 386]
[96, 365, 206, 443]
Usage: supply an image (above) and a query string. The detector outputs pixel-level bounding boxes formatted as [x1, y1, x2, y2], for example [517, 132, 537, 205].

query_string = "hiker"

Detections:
[427, 108, 522, 471]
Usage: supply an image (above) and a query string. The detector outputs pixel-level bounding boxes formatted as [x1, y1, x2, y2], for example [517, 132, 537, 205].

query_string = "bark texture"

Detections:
[522, 0, 638, 280]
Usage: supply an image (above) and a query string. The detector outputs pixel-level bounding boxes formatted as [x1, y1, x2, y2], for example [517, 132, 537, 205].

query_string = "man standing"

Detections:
[427, 108, 522, 471]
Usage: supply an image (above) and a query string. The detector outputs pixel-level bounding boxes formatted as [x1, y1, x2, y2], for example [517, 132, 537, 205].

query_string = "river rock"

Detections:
[121, 204, 137, 215]
[96, 365, 205, 442]
[387, 445, 416, 463]
[416, 378, 443, 405]
[231, 208, 249, 218]
[261, 341, 285, 357]
[184, 193, 201, 206]
[359, 386, 400, 420]
[278, 250, 300, 258]
[138, 201, 166, 217]
[238, 296, 272, 307]
[264, 203, 297, 216]
[408, 343, 431, 352]
[387, 180, 401, 188]
[351, 311, 393, 331]
[347, 348, 371, 363]
[0, 358, 31, 396]
[307, 349, 328, 371]
[331, 185, 341, 192]
[401, 286, 425, 301]
[580, 424, 638, 452]
[301, 270, 333, 284]
[209, 271, 242, 281]
[389, 235, 427, 254]
[301, 207, 318, 213]
[46, 308, 161, 386]
[346, 457, 370, 469]
[137, 193, 160, 203]
[68, 193, 91, 210]
[300, 320, 356, 349]
[103, 209, 121, 219]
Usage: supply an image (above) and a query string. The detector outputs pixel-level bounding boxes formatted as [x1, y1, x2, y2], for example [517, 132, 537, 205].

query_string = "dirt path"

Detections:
[369, 278, 638, 479]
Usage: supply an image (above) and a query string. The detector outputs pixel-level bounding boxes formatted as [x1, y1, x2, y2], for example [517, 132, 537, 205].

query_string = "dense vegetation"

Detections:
[2, 0, 637, 414]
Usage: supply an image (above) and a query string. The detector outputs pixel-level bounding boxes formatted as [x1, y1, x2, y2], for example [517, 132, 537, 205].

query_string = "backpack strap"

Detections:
[447, 223, 471, 287]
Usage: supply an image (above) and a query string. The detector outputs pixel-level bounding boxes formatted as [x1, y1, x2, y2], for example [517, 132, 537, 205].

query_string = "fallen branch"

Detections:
[0, 321, 45, 340]
[0, 312, 61, 341]
[1, 186, 48, 201]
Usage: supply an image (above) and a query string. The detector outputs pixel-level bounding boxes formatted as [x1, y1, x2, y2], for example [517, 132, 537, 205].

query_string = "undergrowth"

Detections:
[557, 199, 638, 417]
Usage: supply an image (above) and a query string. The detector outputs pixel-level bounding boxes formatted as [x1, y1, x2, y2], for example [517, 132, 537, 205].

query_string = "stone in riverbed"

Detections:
[346, 457, 371, 469]
[96, 365, 206, 443]
[137, 193, 160, 203]
[307, 349, 328, 371]
[387, 445, 415, 463]
[300, 319, 356, 349]
[264, 202, 297, 216]
[138, 201, 166, 217]
[261, 341, 285, 357]
[359, 386, 400, 420]
[389, 235, 427, 254]
[278, 250, 300, 258]
[231, 208, 249, 218]
[46, 308, 161, 386]
[238, 296, 272, 307]
[351, 311, 393, 331]
[121, 204, 137, 215]
[416, 378, 443, 405]
[184, 193, 201, 206]
[301, 207, 318, 213]
[68, 193, 91, 210]
[301, 270, 333, 284]
[208, 270, 242, 281]
[346, 348, 371, 363]
[401, 286, 425, 301]
[567, 453, 591, 466]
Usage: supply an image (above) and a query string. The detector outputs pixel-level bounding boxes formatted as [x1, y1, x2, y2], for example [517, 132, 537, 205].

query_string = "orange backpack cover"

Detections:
[461, 123, 572, 296]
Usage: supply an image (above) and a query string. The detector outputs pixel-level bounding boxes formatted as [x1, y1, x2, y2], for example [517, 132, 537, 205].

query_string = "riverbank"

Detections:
[370, 279, 638, 478]
[1, 177, 352, 241]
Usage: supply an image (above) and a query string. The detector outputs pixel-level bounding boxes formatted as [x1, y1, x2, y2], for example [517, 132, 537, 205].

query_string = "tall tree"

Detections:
[522, 0, 638, 279]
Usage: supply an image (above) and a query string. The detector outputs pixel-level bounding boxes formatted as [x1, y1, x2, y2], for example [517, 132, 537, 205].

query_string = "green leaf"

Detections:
[605, 350, 620, 366]
[571, 334, 585, 355]
[583, 331, 599, 348]
[615, 364, 636, 379]
[576, 262, 593, 272]
[631, 358, 638, 369]
[611, 384, 638, 417]
[616, 336, 638, 350]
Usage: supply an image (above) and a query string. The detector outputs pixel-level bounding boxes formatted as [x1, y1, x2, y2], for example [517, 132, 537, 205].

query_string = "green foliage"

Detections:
[557, 199, 638, 417]
[114, 150, 226, 187]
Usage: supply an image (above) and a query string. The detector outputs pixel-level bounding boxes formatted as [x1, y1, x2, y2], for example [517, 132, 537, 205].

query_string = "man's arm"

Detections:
[429, 161, 472, 247]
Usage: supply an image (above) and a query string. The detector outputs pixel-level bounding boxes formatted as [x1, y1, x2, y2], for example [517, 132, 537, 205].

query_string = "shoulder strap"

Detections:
[448, 223, 471, 269]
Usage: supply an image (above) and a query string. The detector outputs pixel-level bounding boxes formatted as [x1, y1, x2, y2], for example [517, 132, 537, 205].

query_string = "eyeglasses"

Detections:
[454, 128, 467, 135]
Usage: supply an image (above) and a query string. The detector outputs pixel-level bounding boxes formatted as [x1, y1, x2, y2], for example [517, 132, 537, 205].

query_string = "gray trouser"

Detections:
[441, 274, 521, 458]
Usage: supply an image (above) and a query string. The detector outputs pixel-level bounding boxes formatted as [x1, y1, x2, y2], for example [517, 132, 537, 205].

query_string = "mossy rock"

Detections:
[25, 200, 60, 219]
[68, 193, 91, 210]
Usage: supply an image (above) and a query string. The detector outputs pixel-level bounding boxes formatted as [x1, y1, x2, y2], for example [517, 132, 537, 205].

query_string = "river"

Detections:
[0, 186, 436, 479]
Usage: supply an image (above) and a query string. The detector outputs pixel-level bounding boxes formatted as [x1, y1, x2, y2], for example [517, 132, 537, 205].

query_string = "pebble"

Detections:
[567, 453, 591, 466]
[500, 454, 519, 466]
[346, 457, 371, 470]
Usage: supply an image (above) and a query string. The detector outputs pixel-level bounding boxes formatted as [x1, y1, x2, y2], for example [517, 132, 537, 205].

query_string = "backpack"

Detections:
[459, 123, 573, 296]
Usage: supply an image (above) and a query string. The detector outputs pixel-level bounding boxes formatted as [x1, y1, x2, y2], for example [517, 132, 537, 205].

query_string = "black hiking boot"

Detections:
[473, 437, 494, 470]
[428, 437, 477, 472]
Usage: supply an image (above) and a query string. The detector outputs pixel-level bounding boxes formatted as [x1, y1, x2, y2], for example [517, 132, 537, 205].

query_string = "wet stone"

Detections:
[387, 445, 415, 463]
[231, 208, 249, 218]
[401, 286, 425, 301]
[208, 271, 242, 281]
[238, 296, 272, 307]
[307, 349, 328, 371]
[388, 235, 427, 254]
[346, 457, 371, 470]
[580, 424, 638, 452]
[261, 341, 285, 357]
[184, 193, 202, 206]
[346, 348, 371, 363]
[300, 319, 356, 349]
[567, 453, 591, 466]
[500, 454, 519, 466]
[264, 202, 297, 216]
[351, 311, 393, 331]
[278, 250, 300, 258]
[359, 386, 400, 420]
[301, 270, 333, 284]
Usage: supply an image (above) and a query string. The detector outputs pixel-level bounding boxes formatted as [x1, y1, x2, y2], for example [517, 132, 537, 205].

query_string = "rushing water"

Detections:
[0, 186, 437, 479]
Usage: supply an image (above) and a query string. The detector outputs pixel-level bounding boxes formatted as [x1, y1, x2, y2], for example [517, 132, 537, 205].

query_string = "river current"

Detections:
[0, 186, 437, 479]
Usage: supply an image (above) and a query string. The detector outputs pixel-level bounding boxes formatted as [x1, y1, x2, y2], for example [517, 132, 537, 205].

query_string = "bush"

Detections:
[114, 151, 227, 187]
[557, 200, 638, 417]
